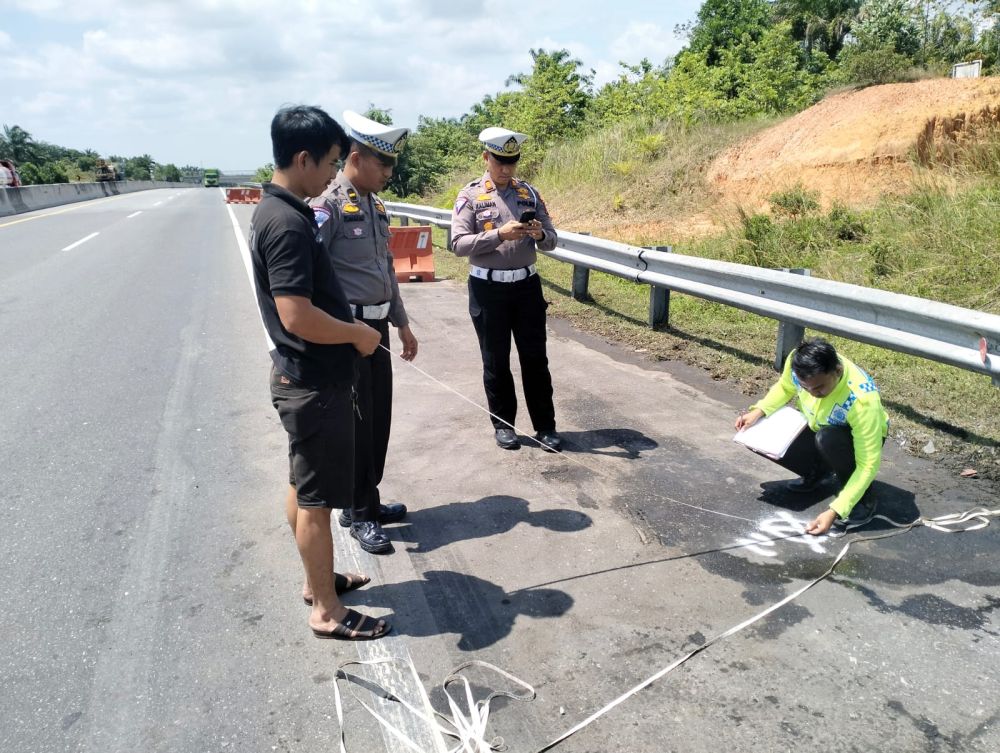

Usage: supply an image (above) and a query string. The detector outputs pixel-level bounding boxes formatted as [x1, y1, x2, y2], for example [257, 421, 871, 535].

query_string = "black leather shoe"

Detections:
[339, 503, 408, 528]
[349, 521, 394, 554]
[534, 431, 563, 452]
[495, 428, 520, 450]
[378, 503, 407, 524]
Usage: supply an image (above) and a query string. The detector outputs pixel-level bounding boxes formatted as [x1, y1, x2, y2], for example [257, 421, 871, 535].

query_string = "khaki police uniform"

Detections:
[311, 171, 407, 531]
[451, 164, 559, 438]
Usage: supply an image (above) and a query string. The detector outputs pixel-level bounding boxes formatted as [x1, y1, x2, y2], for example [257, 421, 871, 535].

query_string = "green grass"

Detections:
[423, 115, 782, 230]
[535, 116, 782, 227]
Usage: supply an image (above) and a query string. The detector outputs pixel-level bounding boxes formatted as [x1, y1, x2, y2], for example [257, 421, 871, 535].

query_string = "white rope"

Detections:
[333, 658, 535, 753]
[375, 347, 1000, 750]
[531, 504, 1000, 751]
[330, 504, 1000, 753]
[381, 344, 755, 524]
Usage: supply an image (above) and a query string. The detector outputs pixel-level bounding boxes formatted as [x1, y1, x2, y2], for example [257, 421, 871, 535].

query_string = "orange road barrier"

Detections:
[390, 226, 435, 283]
[225, 187, 262, 204]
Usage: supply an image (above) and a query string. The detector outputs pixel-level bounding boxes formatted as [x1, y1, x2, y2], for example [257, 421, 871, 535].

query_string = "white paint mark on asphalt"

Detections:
[62, 231, 99, 251]
[732, 511, 830, 561]
[126, 211, 142, 219]
[152, 201, 163, 207]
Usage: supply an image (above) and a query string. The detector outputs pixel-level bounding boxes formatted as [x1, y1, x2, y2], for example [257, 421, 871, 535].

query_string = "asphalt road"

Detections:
[1, 188, 997, 753]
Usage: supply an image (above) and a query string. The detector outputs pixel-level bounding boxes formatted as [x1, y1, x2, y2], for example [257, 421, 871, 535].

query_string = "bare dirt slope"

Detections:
[707, 77, 1000, 213]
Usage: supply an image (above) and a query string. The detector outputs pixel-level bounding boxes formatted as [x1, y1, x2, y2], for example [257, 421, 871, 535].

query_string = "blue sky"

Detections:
[0, 0, 703, 170]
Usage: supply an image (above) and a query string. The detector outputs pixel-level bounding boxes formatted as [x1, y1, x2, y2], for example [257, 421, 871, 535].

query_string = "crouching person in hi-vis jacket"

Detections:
[735, 338, 888, 537]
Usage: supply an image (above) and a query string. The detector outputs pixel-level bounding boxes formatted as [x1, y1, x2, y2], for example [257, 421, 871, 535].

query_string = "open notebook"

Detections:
[734, 405, 808, 460]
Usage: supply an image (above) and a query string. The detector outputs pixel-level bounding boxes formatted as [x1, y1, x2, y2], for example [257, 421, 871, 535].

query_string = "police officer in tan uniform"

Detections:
[310, 110, 417, 554]
[450, 127, 562, 452]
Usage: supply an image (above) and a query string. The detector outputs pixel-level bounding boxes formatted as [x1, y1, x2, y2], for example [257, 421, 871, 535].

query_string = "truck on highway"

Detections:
[95, 159, 120, 182]
[0, 159, 21, 187]
[203, 168, 220, 187]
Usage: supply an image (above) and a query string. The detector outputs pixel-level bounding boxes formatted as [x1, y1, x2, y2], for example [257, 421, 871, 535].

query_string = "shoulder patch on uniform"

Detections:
[312, 206, 331, 228]
[454, 197, 469, 215]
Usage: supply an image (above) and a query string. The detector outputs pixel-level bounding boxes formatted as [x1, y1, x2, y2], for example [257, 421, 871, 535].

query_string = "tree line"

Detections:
[369, 0, 1000, 198]
[0, 124, 189, 185]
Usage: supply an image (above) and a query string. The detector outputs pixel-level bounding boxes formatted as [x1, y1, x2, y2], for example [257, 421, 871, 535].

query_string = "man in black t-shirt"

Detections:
[249, 105, 388, 640]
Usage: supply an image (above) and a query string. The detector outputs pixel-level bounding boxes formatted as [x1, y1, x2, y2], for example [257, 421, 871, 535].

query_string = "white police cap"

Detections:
[343, 110, 410, 158]
[479, 127, 528, 157]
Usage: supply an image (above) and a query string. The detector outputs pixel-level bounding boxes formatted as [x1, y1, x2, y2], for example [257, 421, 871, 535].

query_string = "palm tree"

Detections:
[1, 125, 38, 164]
[772, 0, 863, 58]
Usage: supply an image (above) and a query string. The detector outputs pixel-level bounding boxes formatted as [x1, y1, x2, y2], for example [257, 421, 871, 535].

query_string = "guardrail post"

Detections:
[445, 225, 453, 251]
[774, 268, 810, 371]
[572, 232, 592, 302]
[400, 216, 409, 226]
[647, 245, 672, 329]
[986, 337, 1000, 388]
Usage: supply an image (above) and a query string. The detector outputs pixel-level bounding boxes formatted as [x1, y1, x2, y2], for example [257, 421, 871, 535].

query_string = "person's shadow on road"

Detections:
[545, 427, 658, 459]
[348, 570, 574, 651]
[391, 495, 592, 554]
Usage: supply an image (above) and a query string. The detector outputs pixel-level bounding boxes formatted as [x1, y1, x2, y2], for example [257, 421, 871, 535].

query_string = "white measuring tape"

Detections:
[331, 504, 999, 753]
[372, 344, 1000, 751]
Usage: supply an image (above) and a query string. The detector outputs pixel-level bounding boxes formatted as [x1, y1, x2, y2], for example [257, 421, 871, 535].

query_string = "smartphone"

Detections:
[518, 209, 536, 223]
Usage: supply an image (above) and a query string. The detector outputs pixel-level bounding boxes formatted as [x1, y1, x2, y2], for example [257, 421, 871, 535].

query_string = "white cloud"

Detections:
[0, 1, 700, 168]
[608, 22, 683, 66]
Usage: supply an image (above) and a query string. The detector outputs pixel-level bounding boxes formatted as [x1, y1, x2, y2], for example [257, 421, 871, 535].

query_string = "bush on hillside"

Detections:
[769, 184, 820, 217]
[836, 45, 917, 85]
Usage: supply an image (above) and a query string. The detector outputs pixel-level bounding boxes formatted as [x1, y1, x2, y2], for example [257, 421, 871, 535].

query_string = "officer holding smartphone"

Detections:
[450, 127, 562, 452]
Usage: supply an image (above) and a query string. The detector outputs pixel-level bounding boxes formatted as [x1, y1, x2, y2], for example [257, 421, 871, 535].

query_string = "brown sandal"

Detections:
[311, 609, 391, 640]
[302, 572, 371, 606]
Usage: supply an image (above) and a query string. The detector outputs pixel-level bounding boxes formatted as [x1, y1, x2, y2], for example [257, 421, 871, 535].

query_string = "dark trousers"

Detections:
[351, 318, 392, 522]
[468, 273, 555, 432]
[772, 425, 856, 487]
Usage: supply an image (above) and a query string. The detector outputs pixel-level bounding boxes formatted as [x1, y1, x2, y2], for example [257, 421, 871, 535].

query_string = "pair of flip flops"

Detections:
[302, 572, 370, 606]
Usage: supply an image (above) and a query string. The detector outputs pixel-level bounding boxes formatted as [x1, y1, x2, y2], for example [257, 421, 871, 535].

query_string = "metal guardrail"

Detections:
[385, 201, 1000, 385]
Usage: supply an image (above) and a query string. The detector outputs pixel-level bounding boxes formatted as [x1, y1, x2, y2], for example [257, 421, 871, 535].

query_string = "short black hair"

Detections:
[270, 105, 349, 169]
[791, 338, 840, 380]
[349, 139, 397, 167]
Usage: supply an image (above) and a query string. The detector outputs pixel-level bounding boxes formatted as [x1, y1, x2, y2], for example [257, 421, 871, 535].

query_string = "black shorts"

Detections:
[269, 366, 354, 509]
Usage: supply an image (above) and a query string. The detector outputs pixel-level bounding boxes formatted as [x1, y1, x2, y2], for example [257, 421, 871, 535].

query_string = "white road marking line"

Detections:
[223, 193, 274, 351]
[126, 211, 143, 219]
[62, 231, 99, 251]
[152, 201, 163, 207]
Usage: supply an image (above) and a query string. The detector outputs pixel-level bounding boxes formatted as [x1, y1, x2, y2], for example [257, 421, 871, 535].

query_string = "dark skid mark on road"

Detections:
[843, 583, 1000, 633]
[604, 431, 1000, 637]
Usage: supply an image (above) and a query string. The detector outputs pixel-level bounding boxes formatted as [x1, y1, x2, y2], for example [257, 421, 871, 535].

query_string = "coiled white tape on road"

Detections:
[330, 496, 1000, 753]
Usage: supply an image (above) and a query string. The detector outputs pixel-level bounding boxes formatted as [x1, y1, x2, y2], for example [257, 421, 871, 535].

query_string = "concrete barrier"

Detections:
[0, 181, 193, 218]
